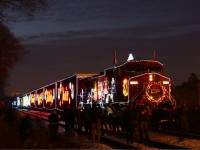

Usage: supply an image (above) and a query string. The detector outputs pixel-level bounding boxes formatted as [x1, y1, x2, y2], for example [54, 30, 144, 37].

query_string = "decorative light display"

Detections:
[94, 82, 97, 100]
[37, 92, 43, 105]
[57, 81, 74, 106]
[110, 59, 164, 71]
[96, 81, 108, 107]
[145, 82, 166, 103]
[69, 82, 75, 99]
[91, 88, 94, 100]
[127, 53, 134, 61]
[104, 82, 108, 94]
[17, 97, 20, 107]
[45, 89, 53, 103]
[123, 78, 128, 96]
[62, 87, 68, 101]
[22, 95, 30, 107]
[111, 78, 116, 93]
[80, 89, 84, 106]
[98, 81, 102, 100]
[58, 82, 62, 100]
[31, 93, 35, 104]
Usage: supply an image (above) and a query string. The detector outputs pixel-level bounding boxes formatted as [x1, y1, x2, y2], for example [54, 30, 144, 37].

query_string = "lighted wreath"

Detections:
[145, 82, 166, 103]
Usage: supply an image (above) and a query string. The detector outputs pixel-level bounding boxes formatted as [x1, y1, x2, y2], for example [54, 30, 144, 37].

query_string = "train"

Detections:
[15, 53, 176, 110]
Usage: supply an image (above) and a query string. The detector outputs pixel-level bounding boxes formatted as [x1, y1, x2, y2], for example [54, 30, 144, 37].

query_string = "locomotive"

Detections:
[17, 53, 175, 110]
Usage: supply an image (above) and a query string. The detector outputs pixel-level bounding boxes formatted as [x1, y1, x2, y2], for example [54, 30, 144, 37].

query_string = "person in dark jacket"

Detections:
[138, 103, 150, 143]
[48, 110, 59, 139]
[63, 105, 75, 135]
[83, 104, 92, 137]
[89, 102, 102, 142]
[123, 104, 134, 144]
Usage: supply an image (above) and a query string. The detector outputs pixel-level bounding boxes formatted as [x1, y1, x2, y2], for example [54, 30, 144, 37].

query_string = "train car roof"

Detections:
[104, 59, 163, 71]
[23, 73, 98, 95]
[22, 59, 164, 96]
[76, 73, 99, 78]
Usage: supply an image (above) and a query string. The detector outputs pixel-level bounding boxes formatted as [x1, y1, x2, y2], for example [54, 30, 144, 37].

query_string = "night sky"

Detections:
[5, 0, 200, 95]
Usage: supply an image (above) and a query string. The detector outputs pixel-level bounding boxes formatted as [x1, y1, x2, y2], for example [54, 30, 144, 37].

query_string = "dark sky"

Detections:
[5, 0, 200, 95]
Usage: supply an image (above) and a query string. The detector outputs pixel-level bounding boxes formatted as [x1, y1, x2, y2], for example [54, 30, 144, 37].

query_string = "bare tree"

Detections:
[0, 0, 46, 98]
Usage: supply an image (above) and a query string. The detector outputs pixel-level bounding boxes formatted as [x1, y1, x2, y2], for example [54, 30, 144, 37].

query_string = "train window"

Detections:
[146, 66, 163, 73]
[125, 64, 144, 75]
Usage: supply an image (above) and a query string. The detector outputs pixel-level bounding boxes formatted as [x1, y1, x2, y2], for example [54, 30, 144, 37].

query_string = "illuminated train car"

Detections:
[20, 54, 175, 110]
[21, 74, 97, 110]
[79, 54, 175, 107]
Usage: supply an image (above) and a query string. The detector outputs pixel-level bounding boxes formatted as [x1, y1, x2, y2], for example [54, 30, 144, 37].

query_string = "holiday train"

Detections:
[17, 53, 175, 110]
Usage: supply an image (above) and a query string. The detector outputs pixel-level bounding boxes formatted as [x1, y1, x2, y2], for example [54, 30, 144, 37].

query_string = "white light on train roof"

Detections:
[127, 53, 134, 61]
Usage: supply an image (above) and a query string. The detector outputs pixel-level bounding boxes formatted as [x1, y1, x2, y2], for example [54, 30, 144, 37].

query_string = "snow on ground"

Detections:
[150, 131, 200, 149]
[41, 116, 200, 149]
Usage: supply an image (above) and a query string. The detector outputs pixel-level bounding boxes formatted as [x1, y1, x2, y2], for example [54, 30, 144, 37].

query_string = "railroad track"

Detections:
[18, 109, 192, 149]
[156, 128, 200, 140]
[101, 129, 188, 149]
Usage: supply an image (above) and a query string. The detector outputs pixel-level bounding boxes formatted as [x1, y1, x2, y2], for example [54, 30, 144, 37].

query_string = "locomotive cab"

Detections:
[113, 56, 175, 107]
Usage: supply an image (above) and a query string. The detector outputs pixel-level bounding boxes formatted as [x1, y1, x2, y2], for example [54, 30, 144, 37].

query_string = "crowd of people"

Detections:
[53, 98, 157, 144]
[0, 97, 199, 148]
[49, 97, 200, 144]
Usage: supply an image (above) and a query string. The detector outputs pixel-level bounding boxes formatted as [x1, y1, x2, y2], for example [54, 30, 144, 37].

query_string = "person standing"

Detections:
[123, 104, 134, 144]
[63, 105, 74, 135]
[83, 104, 92, 138]
[150, 104, 160, 131]
[106, 102, 115, 130]
[89, 102, 101, 143]
[48, 110, 59, 139]
[138, 103, 150, 143]
[100, 107, 108, 136]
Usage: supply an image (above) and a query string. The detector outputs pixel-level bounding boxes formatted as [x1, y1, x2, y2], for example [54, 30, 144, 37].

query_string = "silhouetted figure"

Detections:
[63, 105, 74, 135]
[48, 110, 59, 139]
[89, 102, 101, 142]
[150, 104, 160, 131]
[100, 107, 108, 136]
[106, 102, 115, 130]
[123, 105, 134, 144]
[138, 103, 150, 143]
[76, 106, 84, 135]
[82, 104, 92, 138]
[113, 103, 121, 133]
